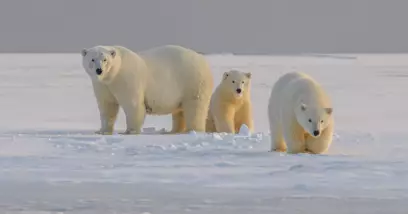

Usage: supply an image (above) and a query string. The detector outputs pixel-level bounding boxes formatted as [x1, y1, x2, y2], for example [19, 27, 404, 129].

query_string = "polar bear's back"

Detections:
[269, 72, 308, 107]
[140, 45, 210, 76]
[140, 45, 213, 94]
[130, 45, 213, 115]
[269, 72, 329, 115]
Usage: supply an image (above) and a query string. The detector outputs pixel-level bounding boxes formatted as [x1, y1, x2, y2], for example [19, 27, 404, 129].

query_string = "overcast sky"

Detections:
[0, 0, 406, 54]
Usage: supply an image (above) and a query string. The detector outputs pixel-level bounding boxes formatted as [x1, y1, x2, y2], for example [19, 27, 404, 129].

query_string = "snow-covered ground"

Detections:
[0, 53, 407, 213]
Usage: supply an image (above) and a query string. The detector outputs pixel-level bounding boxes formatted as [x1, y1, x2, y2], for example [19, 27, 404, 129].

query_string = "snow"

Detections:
[0, 53, 407, 213]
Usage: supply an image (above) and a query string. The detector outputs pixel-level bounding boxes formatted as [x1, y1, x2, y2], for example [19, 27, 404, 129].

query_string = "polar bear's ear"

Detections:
[245, 72, 252, 79]
[300, 103, 307, 111]
[325, 108, 333, 115]
[81, 48, 87, 57]
[109, 50, 116, 58]
[223, 71, 229, 80]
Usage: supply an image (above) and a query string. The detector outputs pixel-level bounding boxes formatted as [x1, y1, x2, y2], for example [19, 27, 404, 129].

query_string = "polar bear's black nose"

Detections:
[95, 68, 102, 75]
[313, 130, 320, 136]
[236, 88, 242, 94]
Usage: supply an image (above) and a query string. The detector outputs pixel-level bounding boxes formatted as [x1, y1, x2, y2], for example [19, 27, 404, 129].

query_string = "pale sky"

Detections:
[0, 0, 406, 54]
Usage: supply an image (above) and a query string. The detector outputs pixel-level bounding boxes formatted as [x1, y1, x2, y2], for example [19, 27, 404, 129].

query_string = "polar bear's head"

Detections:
[295, 102, 333, 138]
[221, 70, 252, 98]
[81, 46, 120, 83]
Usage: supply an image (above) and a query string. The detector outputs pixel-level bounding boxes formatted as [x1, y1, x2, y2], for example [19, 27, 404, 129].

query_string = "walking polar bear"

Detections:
[206, 70, 254, 134]
[81, 45, 214, 135]
[268, 72, 334, 154]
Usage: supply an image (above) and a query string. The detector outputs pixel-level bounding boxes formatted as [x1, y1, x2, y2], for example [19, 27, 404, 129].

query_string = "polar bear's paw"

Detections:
[120, 129, 141, 135]
[95, 130, 113, 135]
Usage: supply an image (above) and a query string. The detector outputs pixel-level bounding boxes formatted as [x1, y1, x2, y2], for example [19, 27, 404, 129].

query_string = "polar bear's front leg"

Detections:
[170, 111, 186, 133]
[121, 100, 146, 135]
[270, 122, 286, 152]
[234, 101, 254, 134]
[282, 120, 306, 154]
[214, 110, 235, 134]
[92, 82, 119, 135]
[182, 98, 211, 133]
[305, 123, 334, 154]
[96, 101, 119, 135]
[214, 117, 235, 133]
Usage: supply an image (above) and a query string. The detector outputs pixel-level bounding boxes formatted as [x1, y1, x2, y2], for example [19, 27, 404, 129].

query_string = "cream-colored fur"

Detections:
[268, 72, 334, 154]
[206, 70, 254, 134]
[81, 45, 214, 135]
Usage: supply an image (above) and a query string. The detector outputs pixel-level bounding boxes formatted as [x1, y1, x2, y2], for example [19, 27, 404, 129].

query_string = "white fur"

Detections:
[206, 70, 254, 134]
[81, 45, 214, 135]
[268, 72, 334, 154]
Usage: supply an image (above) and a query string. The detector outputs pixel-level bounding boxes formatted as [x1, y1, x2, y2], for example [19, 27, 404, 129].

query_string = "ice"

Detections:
[0, 53, 407, 213]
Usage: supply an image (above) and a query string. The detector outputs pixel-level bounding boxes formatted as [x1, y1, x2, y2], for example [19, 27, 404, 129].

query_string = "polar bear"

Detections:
[268, 72, 334, 154]
[206, 70, 254, 134]
[81, 45, 214, 135]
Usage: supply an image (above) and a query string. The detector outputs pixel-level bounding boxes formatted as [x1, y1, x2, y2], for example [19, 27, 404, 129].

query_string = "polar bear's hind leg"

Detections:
[170, 111, 186, 133]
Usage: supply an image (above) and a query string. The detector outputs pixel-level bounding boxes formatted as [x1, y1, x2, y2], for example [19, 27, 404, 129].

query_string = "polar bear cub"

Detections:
[81, 45, 214, 135]
[268, 72, 334, 154]
[206, 69, 254, 134]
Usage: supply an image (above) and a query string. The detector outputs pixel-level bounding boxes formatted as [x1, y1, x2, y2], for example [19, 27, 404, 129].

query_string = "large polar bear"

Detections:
[268, 72, 334, 154]
[206, 69, 254, 134]
[81, 45, 214, 135]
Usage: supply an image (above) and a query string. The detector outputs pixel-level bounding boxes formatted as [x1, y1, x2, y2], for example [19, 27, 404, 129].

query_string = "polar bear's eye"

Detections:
[103, 58, 107, 62]
[308, 119, 312, 123]
[321, 120, 324, 123]
[242, 81, 244, 83]
[91, 59, 95, 62]
[232, 81, 235, 83]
